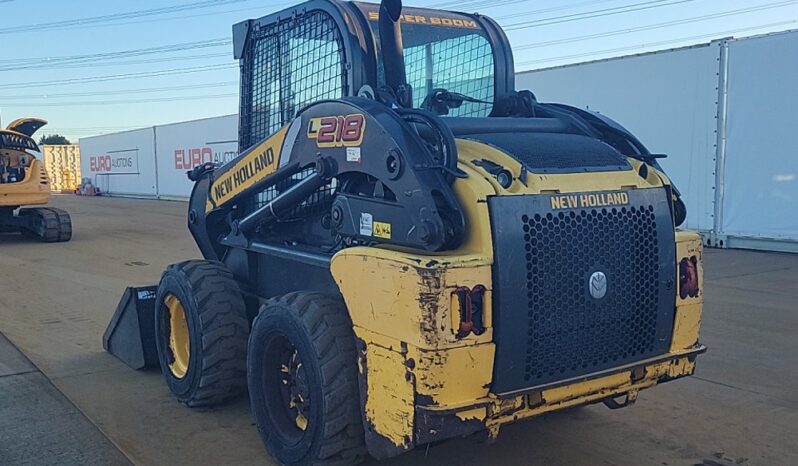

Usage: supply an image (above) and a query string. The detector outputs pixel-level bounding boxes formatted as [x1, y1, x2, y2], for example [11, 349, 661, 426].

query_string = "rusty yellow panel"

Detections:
[671, 303, 702, 351]
[667, 357, 696, 378]
[333, 254, 422, 347]
[485, 358, 695, 430]
[541, 372, 631, 405]
[331, 250, 493, 349]
[673, 231, 703, 351]
[410, 343, 495, 407]
[356, 329, 415, 450]
[455, 407, 487, 422]
[676, 231, 704, 304]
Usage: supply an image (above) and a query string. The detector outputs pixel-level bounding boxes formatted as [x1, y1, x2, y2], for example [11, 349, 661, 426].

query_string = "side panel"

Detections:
[79, 128, 157, 197]
[721, 32, 798, 241]
[516, 43, 721, 232]
[154, 115, 238, 199]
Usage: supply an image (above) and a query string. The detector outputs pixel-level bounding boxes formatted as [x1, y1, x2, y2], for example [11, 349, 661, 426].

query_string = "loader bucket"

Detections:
[103, 286, 160, 370]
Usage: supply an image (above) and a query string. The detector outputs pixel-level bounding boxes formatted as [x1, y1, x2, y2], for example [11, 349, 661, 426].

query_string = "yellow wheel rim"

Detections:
[165, 294, 190, 378]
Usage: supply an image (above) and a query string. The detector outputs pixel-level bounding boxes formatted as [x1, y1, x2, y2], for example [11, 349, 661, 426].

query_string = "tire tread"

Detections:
[164, 259, 248, 407]
[253, 291, 367, 466]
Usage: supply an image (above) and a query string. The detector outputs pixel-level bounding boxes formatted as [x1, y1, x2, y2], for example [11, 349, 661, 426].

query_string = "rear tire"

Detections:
[19, 207, 72, 242]
[154, 260, 249, 407]
[247, 292, 366, 466]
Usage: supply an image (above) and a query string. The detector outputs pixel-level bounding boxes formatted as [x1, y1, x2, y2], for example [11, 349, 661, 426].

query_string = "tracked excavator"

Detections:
[0, 117, 72, 242]
[104, 0, 705, 463]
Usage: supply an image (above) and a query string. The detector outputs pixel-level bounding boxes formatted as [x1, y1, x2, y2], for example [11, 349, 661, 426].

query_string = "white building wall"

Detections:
[516, 43, 723, 233]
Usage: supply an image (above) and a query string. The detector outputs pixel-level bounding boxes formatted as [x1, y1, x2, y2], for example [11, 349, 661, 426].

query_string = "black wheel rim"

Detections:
[261, 333, 311, 446]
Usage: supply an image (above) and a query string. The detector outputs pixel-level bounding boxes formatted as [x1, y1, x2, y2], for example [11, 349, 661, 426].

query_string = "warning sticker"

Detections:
[346, 147, 361, 163]
[360, 212, 373, 236]
[373, 221, 391, 239]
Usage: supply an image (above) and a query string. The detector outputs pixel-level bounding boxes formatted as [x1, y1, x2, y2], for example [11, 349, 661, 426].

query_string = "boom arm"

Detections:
[187, 97, 466, 261]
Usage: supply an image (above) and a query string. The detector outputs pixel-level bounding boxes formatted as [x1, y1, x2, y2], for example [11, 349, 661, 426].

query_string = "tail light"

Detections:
[455, 285, 486, 338]
[679, 256, 699, 299]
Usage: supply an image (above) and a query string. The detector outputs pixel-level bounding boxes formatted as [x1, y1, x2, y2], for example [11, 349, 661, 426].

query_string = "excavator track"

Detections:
[19, 207, 72, 242]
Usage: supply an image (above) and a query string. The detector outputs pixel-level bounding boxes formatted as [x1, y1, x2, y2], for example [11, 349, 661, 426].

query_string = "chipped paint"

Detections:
[672, 232, 704, 351]
[455, 407, 487, 422]
[326, 140, 704, 457]
[411, 344, 494, 407]
[356, 329, 414, 456]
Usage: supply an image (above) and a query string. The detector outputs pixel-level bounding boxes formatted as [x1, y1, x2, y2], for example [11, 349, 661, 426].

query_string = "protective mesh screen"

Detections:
[404, 33, 494, 117]
[239, 10, 347, 152]
[520, 207, 661, 385]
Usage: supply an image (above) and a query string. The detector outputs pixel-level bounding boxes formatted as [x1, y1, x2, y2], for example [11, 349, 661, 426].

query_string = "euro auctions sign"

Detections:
[88, 149, 139, 174]
[174, 142, 238, 171]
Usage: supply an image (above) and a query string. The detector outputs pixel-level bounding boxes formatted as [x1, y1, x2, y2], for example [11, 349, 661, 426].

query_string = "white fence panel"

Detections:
[721, 32, 798, 242]
[79, 128, 156, 197]
[516, 43, 722, 232]
[155, 115, 239, 199]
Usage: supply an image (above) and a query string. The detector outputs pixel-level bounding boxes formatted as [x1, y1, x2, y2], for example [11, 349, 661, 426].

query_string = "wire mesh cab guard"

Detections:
[233, 0, 515, 154]
[230, 0, 514, 218]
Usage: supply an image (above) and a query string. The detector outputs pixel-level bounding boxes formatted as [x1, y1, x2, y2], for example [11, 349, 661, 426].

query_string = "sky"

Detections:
[1, 0, 797, 142]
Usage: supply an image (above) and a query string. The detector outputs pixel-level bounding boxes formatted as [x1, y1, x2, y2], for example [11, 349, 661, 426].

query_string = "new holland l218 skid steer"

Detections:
[0, 117, 72, 242]
[104, 0, 705, 463]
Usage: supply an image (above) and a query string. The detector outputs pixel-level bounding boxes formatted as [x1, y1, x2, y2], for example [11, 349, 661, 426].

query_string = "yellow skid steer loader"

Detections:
[104, 1, 705, 464]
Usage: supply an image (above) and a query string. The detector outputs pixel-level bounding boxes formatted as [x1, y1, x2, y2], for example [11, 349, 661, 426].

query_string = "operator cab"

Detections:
[225, 0, 686, 255]
[233, 0, 666, 167]
[233, 0, 514, 151]
[353, 1, 505, 117]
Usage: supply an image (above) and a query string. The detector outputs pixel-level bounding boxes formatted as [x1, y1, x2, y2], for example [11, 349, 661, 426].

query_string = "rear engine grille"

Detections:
[489, 190, 676, 394]
[467, 132, 630, 173]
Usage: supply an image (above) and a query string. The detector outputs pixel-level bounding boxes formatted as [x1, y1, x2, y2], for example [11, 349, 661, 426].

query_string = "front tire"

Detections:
[154, 260, 249, 407]
[247, 292, 366, 466]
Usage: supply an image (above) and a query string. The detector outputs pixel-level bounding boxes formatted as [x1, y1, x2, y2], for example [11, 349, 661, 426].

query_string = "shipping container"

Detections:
[517, 30, 798, 252]
[517, 42, 723, 234]
[42, 144, 81, 193]
[719, 31, 798, 251]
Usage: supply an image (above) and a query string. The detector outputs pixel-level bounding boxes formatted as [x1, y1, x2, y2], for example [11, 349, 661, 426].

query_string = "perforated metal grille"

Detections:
[521, 206, 660, 385]
[404, 33, 494, 117]
[239, 10, 346, 152]
[516, 152, 626, 171]
[469, 133, 630, 174]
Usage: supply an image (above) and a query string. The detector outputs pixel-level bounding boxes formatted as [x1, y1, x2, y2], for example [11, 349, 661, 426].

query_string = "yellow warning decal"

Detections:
[206, 126, 288, 212]
[373, 221, 392, 239]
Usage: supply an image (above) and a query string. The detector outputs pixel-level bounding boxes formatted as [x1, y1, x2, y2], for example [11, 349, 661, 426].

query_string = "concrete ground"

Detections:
[0, 195, 796, 466]
[0, 333, 130, 465]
